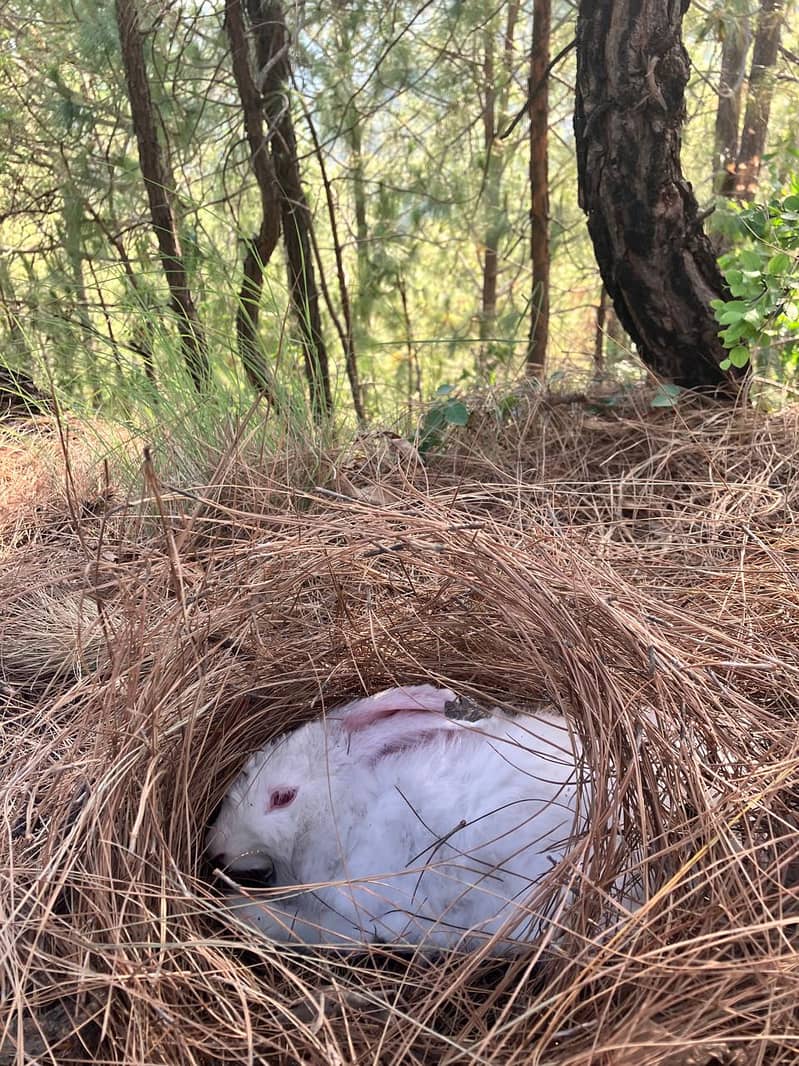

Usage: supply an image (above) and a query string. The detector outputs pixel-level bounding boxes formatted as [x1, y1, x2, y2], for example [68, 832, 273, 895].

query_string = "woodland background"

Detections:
[6, 6, 799, 1063]
[2, 0, 798, 435]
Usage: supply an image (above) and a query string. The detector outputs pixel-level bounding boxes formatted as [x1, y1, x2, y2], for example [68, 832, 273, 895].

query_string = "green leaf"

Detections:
[444, 400, 469, 426]
[435, 383, 454, 397]
[717, 300, 749, 315]
[721, 321, 748, 343]
[783, 195, 799, 212]
[739, 249, 763, 271]
[719, 358, 732, 370]
[650, 383, 683, 408]
[766, 252, 792, 276]
[783, 302, 799, 322]
[717, 308, 745, 324]
[728, 346, 750, 368]
[423, 408, 446, 433]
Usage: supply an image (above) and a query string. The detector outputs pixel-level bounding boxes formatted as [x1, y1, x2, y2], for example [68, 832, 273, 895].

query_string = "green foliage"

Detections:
[712, 185, 799, 373]
[650, 383, 684, 408]
[2, 0, 799, 430]
[417, 384, 471, 453]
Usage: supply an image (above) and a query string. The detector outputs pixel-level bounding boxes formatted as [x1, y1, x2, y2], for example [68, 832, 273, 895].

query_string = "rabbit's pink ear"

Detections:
[333, 685, 460, 765]
[335, 685, 456, 731]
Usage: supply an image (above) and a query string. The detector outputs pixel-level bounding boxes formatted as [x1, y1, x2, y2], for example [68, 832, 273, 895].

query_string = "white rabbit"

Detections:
[206, 685, 591, 954]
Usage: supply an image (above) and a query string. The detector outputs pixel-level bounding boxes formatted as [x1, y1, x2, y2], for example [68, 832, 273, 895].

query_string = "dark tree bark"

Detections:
[527, 0, 550, 375]
[225, 0, 282, 397]
[733, 0, 784, 201]
[714, 14, 751, 194]
[574, 0, 737, 391]
[245, 0, 333, 418]
[115, 0, 210, 391]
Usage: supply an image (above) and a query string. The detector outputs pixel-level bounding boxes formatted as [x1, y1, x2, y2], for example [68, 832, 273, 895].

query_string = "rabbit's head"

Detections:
[205, 719, 336, 887]
[205, 685, 459, 889]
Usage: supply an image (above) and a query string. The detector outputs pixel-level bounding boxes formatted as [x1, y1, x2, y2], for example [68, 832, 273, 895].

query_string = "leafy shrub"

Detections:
[712, 185, 799, 373]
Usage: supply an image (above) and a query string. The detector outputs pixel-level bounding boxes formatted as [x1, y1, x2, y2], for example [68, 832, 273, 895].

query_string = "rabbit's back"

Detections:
[308, 710, 584, 949]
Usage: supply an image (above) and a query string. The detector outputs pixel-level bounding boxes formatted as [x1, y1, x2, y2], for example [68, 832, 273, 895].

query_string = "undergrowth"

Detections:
[1, 386, 799, 1064]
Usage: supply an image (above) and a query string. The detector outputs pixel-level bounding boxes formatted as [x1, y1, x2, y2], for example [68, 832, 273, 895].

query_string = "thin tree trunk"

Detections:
[301, 101, 365, 422]
[84, 203, 158, 390]
[479, 3, 519, 370]
[479, 28, 498, 363]
[225, 0, 282, 397]
[397, 274, 420, 414]
[115, 0, 210, 391]
[714, 14, 751, 194]
[574, 0, 738, 392]
[348, 109, 371, 336]
[733, 0, 784, 201]
[527, 0, 550, 376]
[593, 284, 607, 375]
[61, 183, 98, 403]
[246, 0, 333, 419]
[327, 14, 372, 378]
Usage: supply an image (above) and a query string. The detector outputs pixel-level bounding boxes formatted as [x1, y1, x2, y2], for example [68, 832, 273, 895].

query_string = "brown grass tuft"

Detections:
[2, 392, 799, 1064]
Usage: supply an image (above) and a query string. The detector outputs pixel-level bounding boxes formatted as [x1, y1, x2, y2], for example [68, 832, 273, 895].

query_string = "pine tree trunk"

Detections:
[479, 29, 498, 362]
[574, 0, 738, 392]
[225, 0, 282, 397]
[333, 15, 370, 349]
[593, 284, 607, 375]
[733, 0, 784, 201]
[527, 0, 549, 376]
[115, 0, 210, 391]
[714, 14, 751, 194]
[479, 3, 518, 370]
[245, 0, 333, 418]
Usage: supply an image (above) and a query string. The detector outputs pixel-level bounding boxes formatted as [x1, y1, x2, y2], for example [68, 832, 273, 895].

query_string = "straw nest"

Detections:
[2, 390, 799, 1064]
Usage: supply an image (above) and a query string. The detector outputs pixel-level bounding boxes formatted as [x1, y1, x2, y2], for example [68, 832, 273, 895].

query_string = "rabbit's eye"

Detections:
[269, 788, 297, 811]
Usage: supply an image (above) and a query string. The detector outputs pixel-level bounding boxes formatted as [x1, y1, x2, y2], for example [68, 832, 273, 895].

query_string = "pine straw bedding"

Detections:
[1, 395, 799, 1065]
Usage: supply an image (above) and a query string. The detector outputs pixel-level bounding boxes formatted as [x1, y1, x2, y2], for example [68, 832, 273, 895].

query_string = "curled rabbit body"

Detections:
[206, 685, 589, 953]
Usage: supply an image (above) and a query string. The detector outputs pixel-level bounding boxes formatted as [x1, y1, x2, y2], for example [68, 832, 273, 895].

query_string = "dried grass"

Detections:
[2, 391, 799, 1064]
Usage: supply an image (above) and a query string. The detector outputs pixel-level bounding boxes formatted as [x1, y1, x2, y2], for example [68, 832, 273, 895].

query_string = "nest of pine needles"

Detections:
[2, 389, 799, 1065]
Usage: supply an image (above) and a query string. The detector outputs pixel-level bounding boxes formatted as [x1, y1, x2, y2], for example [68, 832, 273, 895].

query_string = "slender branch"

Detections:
[499, 38, 575, 140]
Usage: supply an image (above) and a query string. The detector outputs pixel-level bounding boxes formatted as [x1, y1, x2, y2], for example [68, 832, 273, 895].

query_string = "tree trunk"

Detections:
[574, 0, 737, 391]
[527, 0, 549, 376]
[245, 0, 333, 418]
[714, 13, 751, 194]
[733, 0, 784, 201]
[84, 203, 159, 391]
[479, 28, 498, 362]
[115, 0, 210, 391]
[347, 105, 371, 340]
[301, 103, 365, 422]
[593, 283, 607, 375]
[478, 4, 518, 371]
[225, 0, 282, 397]
[61, 183, 99, 403]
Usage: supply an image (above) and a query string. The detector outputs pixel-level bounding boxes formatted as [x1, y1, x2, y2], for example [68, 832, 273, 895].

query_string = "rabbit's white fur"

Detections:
[206, 685, 590, 953]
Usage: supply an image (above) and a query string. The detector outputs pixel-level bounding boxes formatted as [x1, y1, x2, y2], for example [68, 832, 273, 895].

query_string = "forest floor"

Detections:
[2, 387, 799, 1065]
